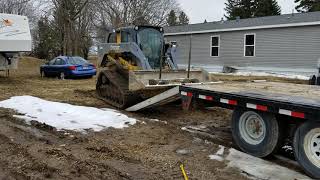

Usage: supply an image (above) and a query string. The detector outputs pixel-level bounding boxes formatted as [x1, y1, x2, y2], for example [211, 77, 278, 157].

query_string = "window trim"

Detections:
[244, 33, 256, 57]
[210, 35, 220, 57]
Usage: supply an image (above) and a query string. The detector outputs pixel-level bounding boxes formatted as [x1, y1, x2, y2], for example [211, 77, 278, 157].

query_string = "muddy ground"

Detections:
[0, 57, 306, 179]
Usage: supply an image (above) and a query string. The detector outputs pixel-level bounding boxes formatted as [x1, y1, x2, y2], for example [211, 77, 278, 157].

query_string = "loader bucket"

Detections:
[128, 68, 210, 91]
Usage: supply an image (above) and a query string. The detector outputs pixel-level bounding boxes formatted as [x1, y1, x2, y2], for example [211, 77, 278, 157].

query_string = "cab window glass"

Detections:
[121, 31, 132, 43]
[108, 33, 116, 43]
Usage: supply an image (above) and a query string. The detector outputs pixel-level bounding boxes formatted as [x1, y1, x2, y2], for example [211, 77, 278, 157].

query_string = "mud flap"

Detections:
[181, 94, 193, 111]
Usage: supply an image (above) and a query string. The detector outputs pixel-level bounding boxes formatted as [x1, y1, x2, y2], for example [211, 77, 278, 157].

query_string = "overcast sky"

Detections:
[177, 0, 297, 24]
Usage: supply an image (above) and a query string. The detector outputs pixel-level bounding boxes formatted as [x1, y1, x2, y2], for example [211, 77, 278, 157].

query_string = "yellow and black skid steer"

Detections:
[96, 26, 209, 109]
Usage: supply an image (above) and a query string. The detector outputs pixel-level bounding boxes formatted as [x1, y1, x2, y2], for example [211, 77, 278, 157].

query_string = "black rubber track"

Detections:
[96, 70, 141, 109]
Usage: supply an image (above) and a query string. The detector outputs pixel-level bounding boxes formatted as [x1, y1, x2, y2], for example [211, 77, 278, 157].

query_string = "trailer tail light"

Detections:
[220, 98, 238, 106]
[247, 103, 268, 111]
[198, 95, 214, 101]
[69, 66, 76, 70]
[181, 91, 193, 97]
[279, 109, 305, 119]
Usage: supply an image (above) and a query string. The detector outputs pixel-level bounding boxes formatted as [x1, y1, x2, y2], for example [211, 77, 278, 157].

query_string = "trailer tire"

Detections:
[294, 122, 320, 179]
[232, 109, 281, 158]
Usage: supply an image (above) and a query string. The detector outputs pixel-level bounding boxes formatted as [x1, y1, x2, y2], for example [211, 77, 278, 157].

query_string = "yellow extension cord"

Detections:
[180, 164, 189, 180]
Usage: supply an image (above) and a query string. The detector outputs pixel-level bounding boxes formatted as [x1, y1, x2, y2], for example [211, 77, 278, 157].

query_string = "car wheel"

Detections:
[41, 71, 48, 78]
[59, 72, 65, 80]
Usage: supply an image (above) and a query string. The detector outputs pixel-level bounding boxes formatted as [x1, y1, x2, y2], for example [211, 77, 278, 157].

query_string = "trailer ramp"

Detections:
[126, 86, 180, 112]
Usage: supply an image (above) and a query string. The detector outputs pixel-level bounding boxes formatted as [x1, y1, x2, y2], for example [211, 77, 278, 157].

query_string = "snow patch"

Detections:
[208, 147, 310, 179]
[211, 71, 310, 80]
[148, 118, 168, 124]
[209, 145, 225, 162]
[0, 96, 136, 132]
[209, 155, 224, 162]
[226, 148, 311, 180]
[216, 145, 225, 156]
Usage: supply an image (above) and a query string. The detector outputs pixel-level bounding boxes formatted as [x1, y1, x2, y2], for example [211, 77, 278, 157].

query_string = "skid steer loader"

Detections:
[96, 26, 209, 109]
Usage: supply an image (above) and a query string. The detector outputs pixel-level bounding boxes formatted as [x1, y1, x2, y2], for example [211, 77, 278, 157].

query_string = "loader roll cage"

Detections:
[107, 26, 164, 69]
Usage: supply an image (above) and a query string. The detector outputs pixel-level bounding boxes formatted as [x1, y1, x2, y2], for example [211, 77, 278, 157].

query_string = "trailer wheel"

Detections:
[294, 122, 320, 178]
[232, 109, 281, 157]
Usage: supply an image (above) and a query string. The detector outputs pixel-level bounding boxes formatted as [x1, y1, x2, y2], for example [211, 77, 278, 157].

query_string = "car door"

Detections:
[51, 58, 64, 76]
[56, 58, 67, 75]
[44, 59, 57, 76]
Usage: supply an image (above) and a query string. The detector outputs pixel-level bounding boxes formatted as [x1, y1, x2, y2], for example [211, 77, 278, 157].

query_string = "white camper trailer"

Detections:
[0, 13, 31, 71]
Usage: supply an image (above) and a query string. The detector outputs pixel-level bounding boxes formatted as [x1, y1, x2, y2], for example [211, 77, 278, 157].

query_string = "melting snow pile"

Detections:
[209, 145, 225, 162]
[209, 147, 310, 179]
[0, 96, 136, 132]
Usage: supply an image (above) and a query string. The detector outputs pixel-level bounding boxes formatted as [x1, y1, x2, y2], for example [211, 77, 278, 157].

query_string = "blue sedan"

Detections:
[40, 56, 97, 79]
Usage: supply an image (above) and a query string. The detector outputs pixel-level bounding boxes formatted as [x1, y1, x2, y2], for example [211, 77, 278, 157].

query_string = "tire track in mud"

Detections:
[0, 111, 133, 179]
[0, 108, 189, 180]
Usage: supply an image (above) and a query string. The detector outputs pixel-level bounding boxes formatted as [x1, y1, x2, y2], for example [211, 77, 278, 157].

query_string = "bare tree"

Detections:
[51, 0, 90, 56]
[92, 0, 180, 43]
[0, 0, 33, 15]
[93, 0, 179, 27]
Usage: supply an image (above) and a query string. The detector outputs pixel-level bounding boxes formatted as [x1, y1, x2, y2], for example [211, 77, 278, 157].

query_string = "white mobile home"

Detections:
[164, 12, 320, 75]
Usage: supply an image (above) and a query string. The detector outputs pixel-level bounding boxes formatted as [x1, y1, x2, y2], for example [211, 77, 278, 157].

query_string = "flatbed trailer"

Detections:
[179, 81, 320, 178]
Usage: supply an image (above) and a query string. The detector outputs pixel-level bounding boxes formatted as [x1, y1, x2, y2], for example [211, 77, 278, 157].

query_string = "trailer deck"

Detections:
[180, 81, 320, 120]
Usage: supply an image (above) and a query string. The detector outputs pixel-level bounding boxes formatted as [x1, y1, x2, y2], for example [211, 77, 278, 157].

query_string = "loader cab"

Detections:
[107, 26, 164, 69]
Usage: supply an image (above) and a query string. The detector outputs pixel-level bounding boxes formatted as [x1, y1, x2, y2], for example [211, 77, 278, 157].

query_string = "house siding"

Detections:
[165, 25, 320, 71]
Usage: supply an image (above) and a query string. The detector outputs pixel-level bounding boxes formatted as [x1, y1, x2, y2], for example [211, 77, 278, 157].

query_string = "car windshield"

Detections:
[67, 57, 87, 65]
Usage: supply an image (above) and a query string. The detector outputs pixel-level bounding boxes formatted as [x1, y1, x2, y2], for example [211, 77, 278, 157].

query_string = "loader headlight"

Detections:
[134, 26, 139, 31]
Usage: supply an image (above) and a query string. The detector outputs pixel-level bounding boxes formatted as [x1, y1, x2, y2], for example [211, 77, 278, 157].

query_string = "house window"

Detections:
[211, 36, 220, 57]
[244, 34, 255, 57]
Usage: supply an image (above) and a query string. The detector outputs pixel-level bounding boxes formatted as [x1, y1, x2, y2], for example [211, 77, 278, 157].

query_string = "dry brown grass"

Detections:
[88, 55, 98, 63]
[0, 56, 308, 106]
[0, 56, 106, 107]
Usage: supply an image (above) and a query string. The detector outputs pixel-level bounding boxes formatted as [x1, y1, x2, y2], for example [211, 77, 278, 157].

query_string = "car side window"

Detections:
[59, 59, 66, 65]
[54, 58, 65, 65]
[49, 59, 56, 65]
[53, 59, 61, 65]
